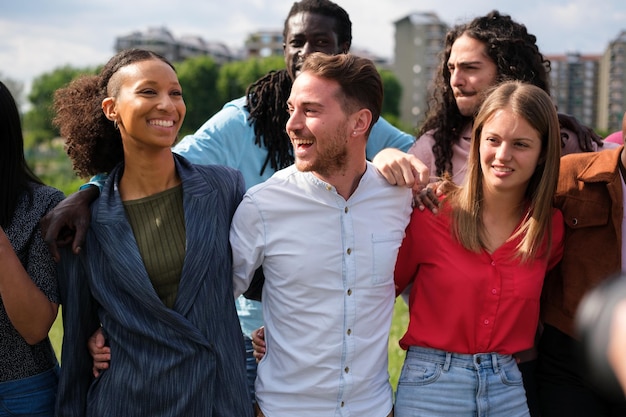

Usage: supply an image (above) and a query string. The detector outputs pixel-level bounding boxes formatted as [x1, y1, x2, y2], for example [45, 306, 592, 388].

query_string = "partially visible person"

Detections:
[394, 80, 564, 416]
[231, 52, 412, 417]
[538, 106, 626, 416]
[0, 81, 64, 416]
[53, 49, 252, 417]
[576, 273, 626, 400]
[608, 300, 626, 397]
[42, 0, 423, 404]
[604, 115, 625, 144]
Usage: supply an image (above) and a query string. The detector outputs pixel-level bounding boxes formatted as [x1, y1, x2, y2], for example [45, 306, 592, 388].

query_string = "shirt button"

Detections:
[344, 366, 349, 373]
[344, 206, 349, 213]
[347, 328, 352, 335]
[326, 185, 332, 191]
[341, 401, 345, 407]
[347, 248, 352, 255]
[347, 288, 352, 296]
[492, 289, 497, 295]
[484, 319, 489, 325]
[491, 261, 496, 266]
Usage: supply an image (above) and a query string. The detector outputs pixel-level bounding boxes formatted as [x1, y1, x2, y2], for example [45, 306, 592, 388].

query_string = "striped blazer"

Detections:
[56, 155, 252, 417]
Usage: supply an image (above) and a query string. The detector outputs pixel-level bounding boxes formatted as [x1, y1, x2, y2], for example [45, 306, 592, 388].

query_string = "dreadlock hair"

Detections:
[244, 0, 353, 175]
[53, 49, 175, 178]
[0, 81, 43, 228]
[245, 69, 294, 175]
[420, 10, 551, 178]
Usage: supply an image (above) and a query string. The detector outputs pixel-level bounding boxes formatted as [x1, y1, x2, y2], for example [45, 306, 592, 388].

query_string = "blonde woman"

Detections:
[394, 80, 564, 417]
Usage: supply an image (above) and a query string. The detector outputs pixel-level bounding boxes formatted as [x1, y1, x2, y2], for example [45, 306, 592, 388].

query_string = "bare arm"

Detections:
[40, 185, 99, 262]
[0, 227, 58, 344]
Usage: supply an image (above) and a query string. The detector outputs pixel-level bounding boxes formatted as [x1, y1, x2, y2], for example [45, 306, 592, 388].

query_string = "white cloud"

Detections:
[1, 0, 625, 95]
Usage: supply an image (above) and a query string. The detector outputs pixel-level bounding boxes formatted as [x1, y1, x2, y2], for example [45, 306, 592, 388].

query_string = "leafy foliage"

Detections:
[25, 65, 95, 142]
[176, 56, 221, 136]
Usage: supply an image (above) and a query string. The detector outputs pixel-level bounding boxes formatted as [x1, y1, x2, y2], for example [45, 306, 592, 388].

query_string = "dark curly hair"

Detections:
[244, 0, 352, 176]
[53, 49, 175, 178]
[420, 10, 551, 177]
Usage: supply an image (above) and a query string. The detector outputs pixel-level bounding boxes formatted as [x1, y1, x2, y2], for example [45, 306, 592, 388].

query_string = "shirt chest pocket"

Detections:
[371, 232, 404, 286]
[561, 196, 610, 229]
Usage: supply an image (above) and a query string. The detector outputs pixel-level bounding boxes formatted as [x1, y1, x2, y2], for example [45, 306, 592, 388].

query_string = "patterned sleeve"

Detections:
[22, 185, 65, 304]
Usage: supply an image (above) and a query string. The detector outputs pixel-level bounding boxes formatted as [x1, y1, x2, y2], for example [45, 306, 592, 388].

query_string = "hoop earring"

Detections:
[113, 120, 119, 130]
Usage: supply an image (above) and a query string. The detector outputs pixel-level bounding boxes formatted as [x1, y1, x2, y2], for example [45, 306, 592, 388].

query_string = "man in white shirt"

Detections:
[231, 52, 414, 417]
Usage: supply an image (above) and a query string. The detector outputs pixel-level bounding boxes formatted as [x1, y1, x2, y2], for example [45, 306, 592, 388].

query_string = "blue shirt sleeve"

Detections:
[365, 116, 415, 160]
[173, 97, 250, 167]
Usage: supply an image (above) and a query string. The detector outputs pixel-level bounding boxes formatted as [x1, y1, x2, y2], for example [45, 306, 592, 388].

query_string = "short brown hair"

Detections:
[300, 52, 382, 135]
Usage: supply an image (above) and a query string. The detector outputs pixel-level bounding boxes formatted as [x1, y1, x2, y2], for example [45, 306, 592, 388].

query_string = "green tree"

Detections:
[379, 68, 414, 135]
[176, 56, 221, 135]
[216, 56, 284, 104]
[380, 69, 402, 118]
[24, 65, 94, 143]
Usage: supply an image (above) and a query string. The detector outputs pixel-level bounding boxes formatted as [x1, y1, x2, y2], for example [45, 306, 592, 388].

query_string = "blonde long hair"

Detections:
[448, 81, 561, 262]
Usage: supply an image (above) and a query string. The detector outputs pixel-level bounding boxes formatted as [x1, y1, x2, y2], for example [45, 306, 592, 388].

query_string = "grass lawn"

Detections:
[49, 297, 410, 391]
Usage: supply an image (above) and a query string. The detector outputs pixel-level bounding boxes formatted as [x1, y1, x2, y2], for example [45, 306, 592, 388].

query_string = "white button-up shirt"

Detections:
[231, 162, 412, 417]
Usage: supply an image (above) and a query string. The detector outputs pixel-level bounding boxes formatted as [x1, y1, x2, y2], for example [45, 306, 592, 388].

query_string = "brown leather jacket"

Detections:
[542, 146, 624, 338]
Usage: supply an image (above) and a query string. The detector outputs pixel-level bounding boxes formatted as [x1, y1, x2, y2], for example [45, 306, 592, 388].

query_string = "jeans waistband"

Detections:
[407, 345, 514, 372]
[0, 365, 59, 396]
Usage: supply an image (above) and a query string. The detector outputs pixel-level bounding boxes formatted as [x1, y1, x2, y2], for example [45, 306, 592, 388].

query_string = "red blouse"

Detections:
[395, 203, 564, 355]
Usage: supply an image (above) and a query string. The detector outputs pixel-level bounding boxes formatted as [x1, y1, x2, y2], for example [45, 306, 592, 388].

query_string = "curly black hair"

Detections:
[53, 49, 174, 178]
[420, 10, 551, 177]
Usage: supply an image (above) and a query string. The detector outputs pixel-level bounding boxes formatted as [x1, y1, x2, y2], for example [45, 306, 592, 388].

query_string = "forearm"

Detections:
[0, 228, 57, 344]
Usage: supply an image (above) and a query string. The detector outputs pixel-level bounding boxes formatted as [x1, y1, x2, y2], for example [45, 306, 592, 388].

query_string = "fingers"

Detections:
[95, 328, 106, 348]
[372, 148, 422, 188]
[250, 326, 266, 363]
[92, 359, 110, 378]
[413, 186, 441, 214]
[88, 327, 111, 377]
[41, 217, 63, 263]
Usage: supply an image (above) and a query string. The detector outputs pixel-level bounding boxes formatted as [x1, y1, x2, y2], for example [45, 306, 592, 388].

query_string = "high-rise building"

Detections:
[393, 12, 448, 129]
[547, 53, 601, 129]
[597, 31, 626, 133]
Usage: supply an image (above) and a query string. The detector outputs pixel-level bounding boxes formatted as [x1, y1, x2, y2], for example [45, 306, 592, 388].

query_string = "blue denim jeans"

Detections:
[394, 346, 529, 417]
[0, 366, 59, 417]
[244, 334, 258, 406]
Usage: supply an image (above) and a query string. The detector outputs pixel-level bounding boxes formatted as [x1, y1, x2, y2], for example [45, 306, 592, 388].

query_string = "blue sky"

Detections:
[2, 0, 626, 95]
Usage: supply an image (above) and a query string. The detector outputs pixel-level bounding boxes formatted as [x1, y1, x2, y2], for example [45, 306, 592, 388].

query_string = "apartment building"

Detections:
[597, 31, 626, 132]
[547, 53, 601, 129]
[393, 12, 448, 129]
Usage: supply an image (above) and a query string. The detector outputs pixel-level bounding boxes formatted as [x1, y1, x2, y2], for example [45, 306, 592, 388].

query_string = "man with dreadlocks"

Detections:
[40, 0, 424, 411]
